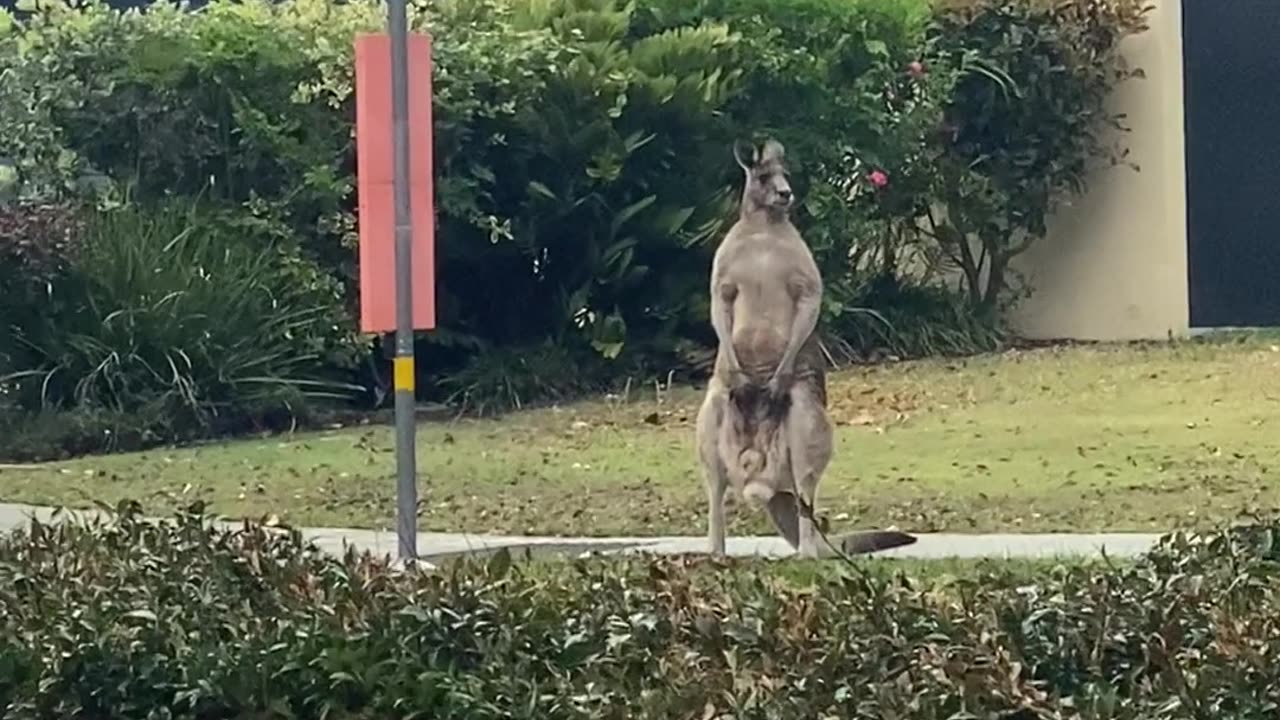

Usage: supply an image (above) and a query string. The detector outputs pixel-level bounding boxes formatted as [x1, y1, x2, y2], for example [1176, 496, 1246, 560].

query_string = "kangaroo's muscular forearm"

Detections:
[711, 286, 743, 373]
[773, 287, 820, 382]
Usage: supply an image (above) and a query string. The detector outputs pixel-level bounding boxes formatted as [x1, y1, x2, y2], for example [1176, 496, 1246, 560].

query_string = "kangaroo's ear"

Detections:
[732, 139, 757, 171]
[759, 138, 785, 164]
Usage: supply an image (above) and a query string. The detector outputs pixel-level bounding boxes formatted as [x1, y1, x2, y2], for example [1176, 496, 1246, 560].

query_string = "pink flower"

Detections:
[906, 60, 926, 78]
[867, 170, 889, 188]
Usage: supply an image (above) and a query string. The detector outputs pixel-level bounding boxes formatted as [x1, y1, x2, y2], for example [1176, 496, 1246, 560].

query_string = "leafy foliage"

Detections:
[0, 405, 185, 462]
[0, 201, 84, 373]
[633, 0, 941, 333]
[912, 0, 1154, 313]
[3, 201, 363, 432]
[437, 342, 618, 416]
[419, 0, 744, 369]
[2, 503, 1279, 717]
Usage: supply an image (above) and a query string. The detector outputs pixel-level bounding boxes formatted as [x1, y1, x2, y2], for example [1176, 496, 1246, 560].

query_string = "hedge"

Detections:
[0, 0, 1151, 455]
[0, 502, 1277, 718]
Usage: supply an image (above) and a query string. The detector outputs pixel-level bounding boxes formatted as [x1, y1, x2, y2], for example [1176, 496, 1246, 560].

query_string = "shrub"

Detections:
[437, 342, 614, 416]
[5, 0, 367, 273]
[421, 0, 744, 363]
[1, 503, 1279, 717]
[0, 200, 82, 281]
[633, 0, 943, 332]
[3, 201, 363, 435]
[829, 281, 1007, 361]
[0, 406, 167, 462]
[0, 200, 85, 374]
[909, 0, 1154, 314]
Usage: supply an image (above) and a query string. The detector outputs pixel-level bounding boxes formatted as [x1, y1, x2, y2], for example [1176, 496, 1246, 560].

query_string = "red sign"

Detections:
[354, 32, 436, 333]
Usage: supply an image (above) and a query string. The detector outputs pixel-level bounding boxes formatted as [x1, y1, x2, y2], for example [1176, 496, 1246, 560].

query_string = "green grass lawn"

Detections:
[2, 337, 1278, 537]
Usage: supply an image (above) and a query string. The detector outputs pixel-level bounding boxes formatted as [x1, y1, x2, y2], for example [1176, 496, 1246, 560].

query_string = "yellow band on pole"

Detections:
[393, 356, 415, 393]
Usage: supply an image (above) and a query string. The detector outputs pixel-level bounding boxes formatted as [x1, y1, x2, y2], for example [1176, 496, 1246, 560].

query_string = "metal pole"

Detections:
[388, 0, 417, 560]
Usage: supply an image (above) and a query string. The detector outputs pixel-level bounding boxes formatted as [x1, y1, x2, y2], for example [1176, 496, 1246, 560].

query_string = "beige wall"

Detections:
[1009, 0, 1189, 341]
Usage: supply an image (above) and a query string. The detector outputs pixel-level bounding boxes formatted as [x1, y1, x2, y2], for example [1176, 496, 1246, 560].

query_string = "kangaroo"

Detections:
[694, 138, 917, 558]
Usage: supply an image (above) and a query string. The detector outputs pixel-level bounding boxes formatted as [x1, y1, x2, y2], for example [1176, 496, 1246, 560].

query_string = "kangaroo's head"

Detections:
[734, 138, 793, 220]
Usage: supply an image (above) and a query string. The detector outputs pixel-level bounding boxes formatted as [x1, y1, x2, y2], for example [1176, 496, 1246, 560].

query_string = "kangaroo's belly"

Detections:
[730, 288, 795, 378]
[731, 325, 786, 377]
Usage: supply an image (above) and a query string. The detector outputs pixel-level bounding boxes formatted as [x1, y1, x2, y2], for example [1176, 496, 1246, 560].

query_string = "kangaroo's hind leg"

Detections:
[695, 380, 732, 556]
[784, 375, 833, 559]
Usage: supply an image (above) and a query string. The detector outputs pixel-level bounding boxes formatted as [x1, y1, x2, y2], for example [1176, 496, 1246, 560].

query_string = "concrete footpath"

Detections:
[0, 502, 1165, 563]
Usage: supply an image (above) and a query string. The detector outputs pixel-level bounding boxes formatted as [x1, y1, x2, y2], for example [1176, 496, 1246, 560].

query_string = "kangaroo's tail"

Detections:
[836, 530, 918, 554]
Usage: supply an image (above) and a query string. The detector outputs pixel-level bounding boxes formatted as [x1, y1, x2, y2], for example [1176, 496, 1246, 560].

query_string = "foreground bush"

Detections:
[1, 503, 1277, 718]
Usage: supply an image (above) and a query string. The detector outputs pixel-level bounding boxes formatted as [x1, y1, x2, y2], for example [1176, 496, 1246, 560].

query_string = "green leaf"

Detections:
[601, 237, 637, 268]
[621, 131, 656, 154]
[486, 546, 512, 580]
[122, 609, 158, 622]
[558, 631, 599, 667]
[589, 311, 627, 360]
[528, 181, 557, 200]
[609, 195, 656, 237]
[661, 206, 697, 234]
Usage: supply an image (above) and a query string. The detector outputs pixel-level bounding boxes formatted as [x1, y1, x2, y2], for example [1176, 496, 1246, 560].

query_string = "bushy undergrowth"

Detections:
[8, 202, 361, 411]
[0, 503, 1277, 718]
[0, 202, 363, 457]
[0, 0, 1152, 450]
